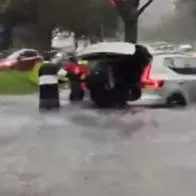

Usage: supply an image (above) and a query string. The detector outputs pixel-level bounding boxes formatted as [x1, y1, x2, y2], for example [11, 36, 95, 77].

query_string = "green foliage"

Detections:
[102, 0, 119, 36]
[0, 71, 37, 94]
[0, 0, 118, 37]
[109, 0, 154, 42]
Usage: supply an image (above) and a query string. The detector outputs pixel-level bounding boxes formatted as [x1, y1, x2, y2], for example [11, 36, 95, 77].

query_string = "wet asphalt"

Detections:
[0, 91, 196, 196]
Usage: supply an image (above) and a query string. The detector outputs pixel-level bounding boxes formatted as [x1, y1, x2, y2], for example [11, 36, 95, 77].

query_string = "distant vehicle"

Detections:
[0, 48, 43, 71]
[177, 44, 193, 52]
[138, 53, 196, 107]
[149, 42, 168, 48]
[51, 50, 69, 68]
[145, 42, 177, 53]
[184, 51, 196, 57]
[157, 44, 176, 52]
[42, 49, 58, 61]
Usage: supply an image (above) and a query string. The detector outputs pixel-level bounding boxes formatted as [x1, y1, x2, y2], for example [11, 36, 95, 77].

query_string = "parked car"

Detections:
[177, 44, 193, 53]
[76, 41, 151, 107]
[42, 50, 58, 61]
[0, 48, 43, 71]
[137, 53, 196, 107]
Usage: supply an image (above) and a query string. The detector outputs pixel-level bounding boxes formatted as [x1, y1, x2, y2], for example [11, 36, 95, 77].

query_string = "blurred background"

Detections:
[0, 0, 195, 52]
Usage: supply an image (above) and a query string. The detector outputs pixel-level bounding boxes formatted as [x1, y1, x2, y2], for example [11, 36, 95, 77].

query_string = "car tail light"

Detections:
[141, 64, 164, 89]
[4, 59, 17, 67]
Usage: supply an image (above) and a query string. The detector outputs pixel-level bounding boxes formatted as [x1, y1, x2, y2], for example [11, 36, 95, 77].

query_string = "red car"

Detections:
[0, 48, 43, 71]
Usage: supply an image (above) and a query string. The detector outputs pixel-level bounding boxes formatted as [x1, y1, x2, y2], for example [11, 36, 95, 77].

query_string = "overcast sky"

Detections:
[140, 0, 172, 25]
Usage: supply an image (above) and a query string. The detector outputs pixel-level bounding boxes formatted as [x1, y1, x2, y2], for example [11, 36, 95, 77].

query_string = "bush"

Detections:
[0, 71, 38, 95]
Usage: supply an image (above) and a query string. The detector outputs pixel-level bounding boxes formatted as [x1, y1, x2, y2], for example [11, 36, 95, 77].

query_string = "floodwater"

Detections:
[0, 93, 196, 196]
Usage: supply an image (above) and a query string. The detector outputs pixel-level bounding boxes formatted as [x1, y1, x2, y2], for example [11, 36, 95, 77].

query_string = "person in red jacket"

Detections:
[65, 57, 89, 102]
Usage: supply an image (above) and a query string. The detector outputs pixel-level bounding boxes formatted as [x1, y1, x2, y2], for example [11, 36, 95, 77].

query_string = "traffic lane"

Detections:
[0, 96, 196, 195]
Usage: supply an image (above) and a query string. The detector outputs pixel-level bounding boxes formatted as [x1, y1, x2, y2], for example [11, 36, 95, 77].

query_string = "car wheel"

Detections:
[167, 93, 186, 107]
[90, 90, 112, 108]
[128, 85, 142, 101]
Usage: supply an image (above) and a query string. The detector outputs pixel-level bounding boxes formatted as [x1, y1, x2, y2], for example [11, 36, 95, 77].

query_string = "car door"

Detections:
[166, 56, 196, 102]
[18, 51, 41, 71]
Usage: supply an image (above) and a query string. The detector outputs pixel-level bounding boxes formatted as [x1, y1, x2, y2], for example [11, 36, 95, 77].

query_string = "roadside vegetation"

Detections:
[0, 71, 37, 95]
[0, 0, 155, 51]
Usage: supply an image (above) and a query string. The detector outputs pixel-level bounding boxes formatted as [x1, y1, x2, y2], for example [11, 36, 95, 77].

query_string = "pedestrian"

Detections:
[65, 57, 89, 102]
[38, 62, 63, 110]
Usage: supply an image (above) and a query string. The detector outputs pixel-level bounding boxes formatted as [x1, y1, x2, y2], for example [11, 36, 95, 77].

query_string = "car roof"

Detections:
[6, 48, 39, 59]
[151, 53, 196, 68]
[19, 48, 38, 52]
[153, 52, 192, 58]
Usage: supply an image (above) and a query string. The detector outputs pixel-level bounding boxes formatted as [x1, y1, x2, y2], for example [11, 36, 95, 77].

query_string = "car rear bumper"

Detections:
[129, 94, 166, 106]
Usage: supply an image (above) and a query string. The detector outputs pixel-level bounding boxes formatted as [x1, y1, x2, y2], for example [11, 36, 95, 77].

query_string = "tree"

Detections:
[101, 0, 119, 37]
[0, 0, 93, 50]
[0, 0, 118, 50]
[84, 0, 118, 43]
[170, 0, 196, 42]
[107, 0, 154, 43]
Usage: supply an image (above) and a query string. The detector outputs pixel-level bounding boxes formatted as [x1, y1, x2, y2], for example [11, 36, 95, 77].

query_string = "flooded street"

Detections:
[0, 93, 196, 196]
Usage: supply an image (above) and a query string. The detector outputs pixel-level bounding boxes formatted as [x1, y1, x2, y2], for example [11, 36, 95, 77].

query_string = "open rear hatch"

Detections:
[76, 42, 152, 104]
[76, 42, 136, 58]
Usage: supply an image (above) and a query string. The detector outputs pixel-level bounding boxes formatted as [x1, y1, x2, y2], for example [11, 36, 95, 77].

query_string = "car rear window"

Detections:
[20, 51, 38, 57]
[164, 56, 196, 74]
